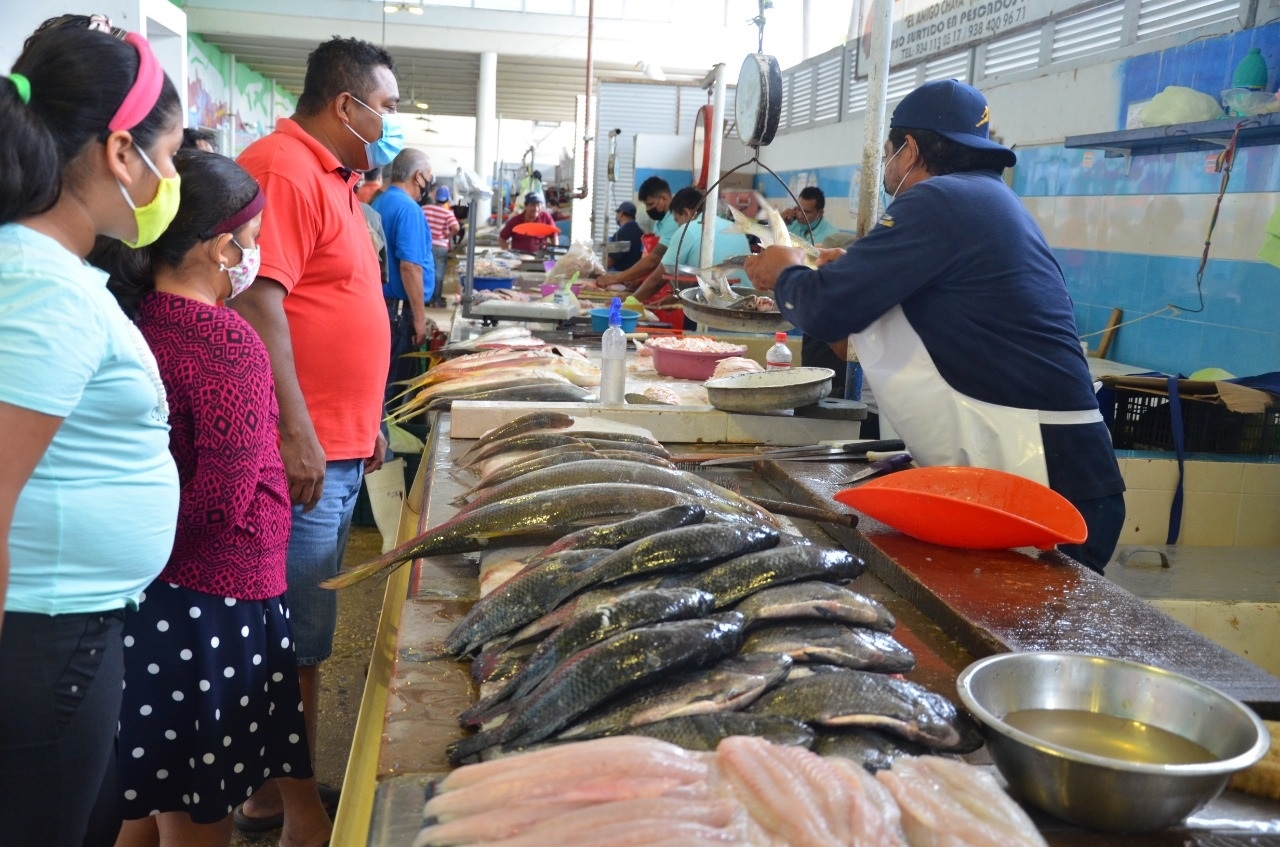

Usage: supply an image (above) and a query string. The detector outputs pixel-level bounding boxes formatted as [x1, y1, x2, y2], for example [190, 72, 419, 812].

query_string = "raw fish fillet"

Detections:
[716, 735, 842, 847]
[875, 756, 1048, 847]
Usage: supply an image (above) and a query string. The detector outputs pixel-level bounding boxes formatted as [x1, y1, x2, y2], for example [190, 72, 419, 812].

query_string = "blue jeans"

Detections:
[1059, 492, 1126, 575]
[284, 459, 364, 664]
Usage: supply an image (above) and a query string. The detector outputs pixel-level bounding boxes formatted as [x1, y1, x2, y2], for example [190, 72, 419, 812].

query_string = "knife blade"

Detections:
[838, 451, 913, 484]
[699, 439, 906, 467]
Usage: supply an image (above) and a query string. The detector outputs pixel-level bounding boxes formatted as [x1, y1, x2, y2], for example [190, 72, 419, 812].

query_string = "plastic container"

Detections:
[1233, 47, 1269, 91]
[649, 342, 749, 381]
[599, 298, 627, 406]
[833, 466, 1087, 550]
[471, 276, 515, 292]
[589, 308, 639, 333]
[765, 331, 793, 370]
[540, 282, 584, 298]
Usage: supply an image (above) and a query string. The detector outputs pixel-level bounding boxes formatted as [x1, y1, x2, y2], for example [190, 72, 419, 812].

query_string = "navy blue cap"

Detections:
[616, 201, 637, 216]
[890, 80, 1015, 167]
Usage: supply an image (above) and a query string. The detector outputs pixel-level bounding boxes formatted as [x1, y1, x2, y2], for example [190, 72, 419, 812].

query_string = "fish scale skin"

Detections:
[448, 614, 746, 763]
[460, 587, 716, 726]
[630, 713, 815, 752]
[661, 545, 865, 608]
[530, 505, 706, 561]
[740, 622, 916, 673]
[733, 581, 895, 632]
[748, 668, 984, 753]
[454, 411, 577, 465]
[572, 523, 781, 593]
[456, 460, 771, 525]
[443, 549, 612, 657]
[553, 652, 794, 741]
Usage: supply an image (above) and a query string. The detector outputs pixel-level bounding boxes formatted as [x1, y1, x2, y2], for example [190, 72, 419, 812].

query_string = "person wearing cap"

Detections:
[607, 201, 644, 272]
[423, 183, 459, 307]
[594, 176, 678, 289]
[499, 193, 557, 253]
[745, 79, 1125, 574]
[0, 17, 183, 845]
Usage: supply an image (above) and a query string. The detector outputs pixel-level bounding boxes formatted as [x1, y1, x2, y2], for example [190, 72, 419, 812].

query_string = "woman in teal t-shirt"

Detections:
[0, 17, 182, 847]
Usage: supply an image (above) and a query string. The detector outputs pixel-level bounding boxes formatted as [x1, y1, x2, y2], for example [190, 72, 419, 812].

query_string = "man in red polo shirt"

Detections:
[230, 36, 397, 844]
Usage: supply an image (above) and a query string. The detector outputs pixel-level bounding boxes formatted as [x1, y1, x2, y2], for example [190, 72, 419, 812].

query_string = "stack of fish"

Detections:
[387, 328, 601, 423]
[324, 410, 983, 771]
[413, 735, 1048, 847]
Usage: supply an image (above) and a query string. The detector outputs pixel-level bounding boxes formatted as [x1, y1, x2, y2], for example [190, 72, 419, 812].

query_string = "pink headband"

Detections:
[107, 32, 164, 132]
[208, 186, 265, 238]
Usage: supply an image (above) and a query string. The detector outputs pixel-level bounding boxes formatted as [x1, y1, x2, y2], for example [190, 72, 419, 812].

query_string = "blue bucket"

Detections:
[589, 308, 640, 333]
[471, 276, 514, 291]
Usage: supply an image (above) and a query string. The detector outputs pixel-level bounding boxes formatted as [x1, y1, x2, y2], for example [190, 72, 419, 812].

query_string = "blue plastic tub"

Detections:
[471, 276, 515, 291]
[589, 308, 640, 333]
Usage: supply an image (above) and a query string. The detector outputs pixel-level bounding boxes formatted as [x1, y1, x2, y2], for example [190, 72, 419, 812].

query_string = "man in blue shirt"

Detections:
[745, 80, 1125, 574]
[372, 148, 434, 409]
[782, 186, 839, 245]
[632, 187, 752, 303]
[607, 201, 644, 272]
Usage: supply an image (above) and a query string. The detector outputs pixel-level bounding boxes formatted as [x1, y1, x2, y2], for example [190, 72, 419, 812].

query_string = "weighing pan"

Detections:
[704, 367, 834, 413]
[833, 466, 1087, 550]
[678, 287, 792, 334]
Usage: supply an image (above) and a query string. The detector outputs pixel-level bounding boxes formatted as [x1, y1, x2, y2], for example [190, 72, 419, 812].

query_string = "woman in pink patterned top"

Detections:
[92, 150, 330, 847]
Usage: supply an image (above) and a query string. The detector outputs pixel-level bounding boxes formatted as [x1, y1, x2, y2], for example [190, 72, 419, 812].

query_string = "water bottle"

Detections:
[765, 331, 792, 370]
[599, 297, 627, 405]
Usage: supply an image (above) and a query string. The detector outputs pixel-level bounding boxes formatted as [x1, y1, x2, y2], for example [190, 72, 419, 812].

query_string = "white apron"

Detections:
[850, 306, 1101, 487]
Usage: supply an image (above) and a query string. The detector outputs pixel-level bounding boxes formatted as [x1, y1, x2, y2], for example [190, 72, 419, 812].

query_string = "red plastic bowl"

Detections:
[833, 466, 1087, 550]
[650, 342, 748, 381]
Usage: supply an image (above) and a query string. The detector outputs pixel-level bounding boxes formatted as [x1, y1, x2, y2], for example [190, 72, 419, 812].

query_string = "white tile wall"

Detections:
[1118, 458, 1280, 546]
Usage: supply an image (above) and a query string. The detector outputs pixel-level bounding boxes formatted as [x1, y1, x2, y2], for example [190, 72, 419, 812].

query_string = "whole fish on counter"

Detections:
[658, 545, 865, 608]
[448, 613, 746, 763]
[423, 382, 595, 413]
[553, 653, 794, 741]
[459, 587, 717, 726]
[740, 622, 916, 673]
[733, 580, 896, 633]
[458, 432, 667, 471]
[462, 449, 678, 498]
[453, 410, 576, 465]
[630, 712, 816, 753]
[813, 727, 931, 773]
[441, 326, 539, 353]
[749, 667, 985, 753]
[524, 504, 707, 567]
[442, 549, 613, 658]
[321, 483, 704, 589]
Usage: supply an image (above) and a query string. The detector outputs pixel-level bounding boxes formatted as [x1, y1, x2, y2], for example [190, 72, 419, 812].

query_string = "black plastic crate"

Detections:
[1107, 388, 1280, 455]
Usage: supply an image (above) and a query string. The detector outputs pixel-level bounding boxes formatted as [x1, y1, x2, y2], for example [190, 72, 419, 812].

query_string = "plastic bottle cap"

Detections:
[609, 296, 622, 327]
[774, 331, 786, 342]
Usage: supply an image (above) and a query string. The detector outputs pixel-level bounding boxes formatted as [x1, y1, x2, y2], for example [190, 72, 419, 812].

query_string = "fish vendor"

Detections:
[744, 79, 1125, 574]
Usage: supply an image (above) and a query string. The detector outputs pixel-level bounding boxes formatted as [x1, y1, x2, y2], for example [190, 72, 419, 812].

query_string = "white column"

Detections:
[475, 50, 497, 181]
[857, 0, 894, 237]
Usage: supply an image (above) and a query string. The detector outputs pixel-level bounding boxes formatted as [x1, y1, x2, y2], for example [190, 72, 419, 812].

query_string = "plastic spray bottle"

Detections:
[599, 297, 627, 405]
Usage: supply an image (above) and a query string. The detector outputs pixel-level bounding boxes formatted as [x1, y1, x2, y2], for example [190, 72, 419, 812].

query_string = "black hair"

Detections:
[888, 127, 1010, 175]
[532, 170, 542, 180]
[182, 127, 219, 152]
[1, 18, 182, 226]
[362, 167, 383, 181]
[295, 37, 395, 117]
[637, 176, 671, 202]
[798, 185, 825, 210]
[669, 186, 704, 216]
[92, 149, 260, 317]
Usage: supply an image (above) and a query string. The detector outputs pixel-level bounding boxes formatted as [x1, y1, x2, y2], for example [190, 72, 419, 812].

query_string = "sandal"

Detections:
[232, 783, 341, 832]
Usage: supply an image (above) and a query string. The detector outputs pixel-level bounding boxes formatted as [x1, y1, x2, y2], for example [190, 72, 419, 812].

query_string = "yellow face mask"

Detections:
[117, 143, 181, 249]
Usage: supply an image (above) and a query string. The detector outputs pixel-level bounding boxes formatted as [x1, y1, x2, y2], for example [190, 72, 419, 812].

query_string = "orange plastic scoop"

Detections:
[833, 466, 1087, 550]
[513, 222, 561, 238]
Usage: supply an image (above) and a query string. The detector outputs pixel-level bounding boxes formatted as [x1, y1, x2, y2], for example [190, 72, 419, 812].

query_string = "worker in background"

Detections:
[355, 171, 388, 290]
[499, 192, 557, 253]
[745, 79, 1125, 574]
[355, 166, 382, 204]
[782, 185, 838, 245]
[372, 148, 435, 408]
[631, 187, 750, 303]
[607, 201, 644, 273]
[593, 176, 678, 289]
[231, 36, 397, 841]
[422, 185, 459, 308]
[182, 126, 219, 153]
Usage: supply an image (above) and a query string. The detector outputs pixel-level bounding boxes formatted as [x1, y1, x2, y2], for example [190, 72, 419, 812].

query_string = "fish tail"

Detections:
[457, 690, 515, 727]
[319, 555, 409, 590]
[447, 729, 501, 765]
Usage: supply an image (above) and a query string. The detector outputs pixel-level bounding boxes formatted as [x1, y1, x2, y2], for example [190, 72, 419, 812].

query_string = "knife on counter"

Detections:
[700, 439, 906, 467]
[838, 451, 913, 484]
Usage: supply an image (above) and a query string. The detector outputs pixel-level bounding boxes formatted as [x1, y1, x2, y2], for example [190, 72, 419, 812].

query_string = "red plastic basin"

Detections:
[833, 466, 1087, 550]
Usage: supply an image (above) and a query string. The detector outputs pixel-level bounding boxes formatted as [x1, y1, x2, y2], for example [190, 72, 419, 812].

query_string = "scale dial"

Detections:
[692, 104, 713, 189]
[735, 53, 782, 148]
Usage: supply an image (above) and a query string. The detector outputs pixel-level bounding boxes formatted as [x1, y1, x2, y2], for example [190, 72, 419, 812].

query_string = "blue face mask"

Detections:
[881, 143, 914, 209]
[346, 95, 405, 170]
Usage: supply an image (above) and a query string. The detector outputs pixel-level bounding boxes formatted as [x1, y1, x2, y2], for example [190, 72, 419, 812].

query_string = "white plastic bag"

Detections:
[1139, 86, 1224, 127]
[548, 241, 605, 283]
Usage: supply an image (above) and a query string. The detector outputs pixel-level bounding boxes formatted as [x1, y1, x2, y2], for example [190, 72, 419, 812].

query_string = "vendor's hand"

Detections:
[412, 313, 429, 347]
[595, 273, 621, 288]
[781, 206, 798, 224]
[365, 430, 388, 474]
[815, 247, 846, 268]
[743, 245, 806, 292]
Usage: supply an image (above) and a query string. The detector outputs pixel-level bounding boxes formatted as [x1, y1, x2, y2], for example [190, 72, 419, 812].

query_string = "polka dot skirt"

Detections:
[118, 581, 313, 824]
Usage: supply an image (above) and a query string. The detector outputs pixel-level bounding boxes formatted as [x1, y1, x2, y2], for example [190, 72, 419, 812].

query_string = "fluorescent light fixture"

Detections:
[415, 101, 430, 110]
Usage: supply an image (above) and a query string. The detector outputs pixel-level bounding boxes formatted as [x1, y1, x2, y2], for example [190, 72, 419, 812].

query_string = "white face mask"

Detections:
[221, 238, 261, 299]
[881, 143, 915, 206]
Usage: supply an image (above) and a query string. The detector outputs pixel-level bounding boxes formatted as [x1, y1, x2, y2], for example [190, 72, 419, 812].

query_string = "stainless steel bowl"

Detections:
[677, 287, 794, 335]
[704, 367, 834, 413]
[957, 652, 1271, 833]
